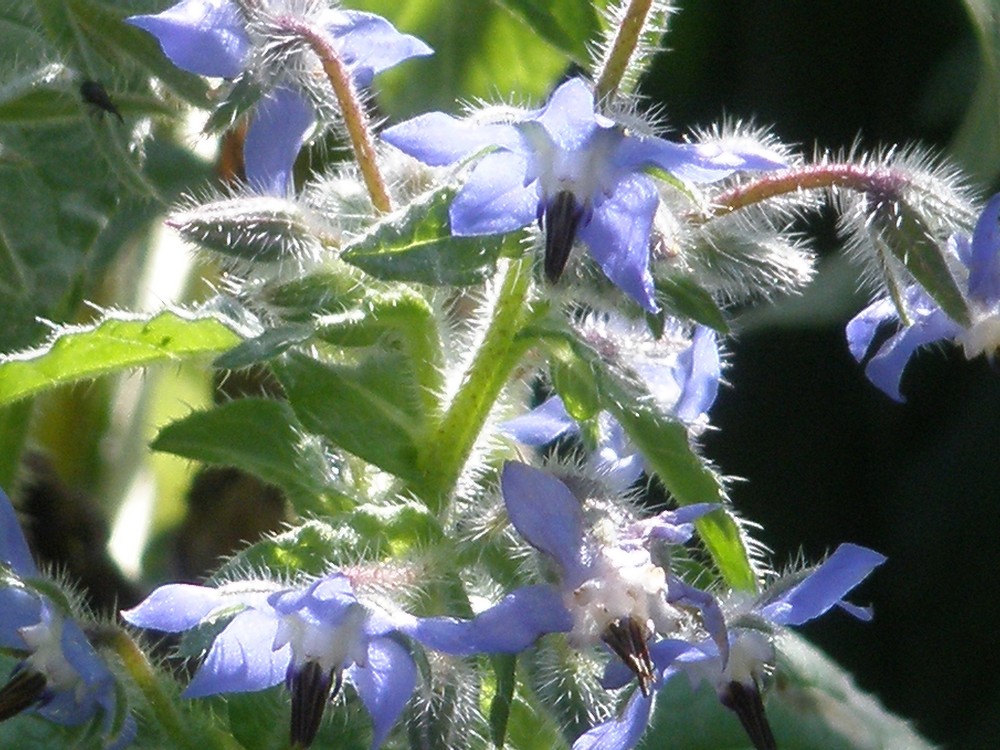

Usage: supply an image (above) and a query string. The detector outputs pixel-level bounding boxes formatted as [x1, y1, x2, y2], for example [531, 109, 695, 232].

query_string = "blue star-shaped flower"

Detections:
[502, 321, 720, 490]
[128, 0, 431, 195]
[0, 489, 134, 748]
[122, 569, 463, 749]
[847, 192, 1000, 401]
[595, 543, 886, 750]
[381, 77, 785, 311]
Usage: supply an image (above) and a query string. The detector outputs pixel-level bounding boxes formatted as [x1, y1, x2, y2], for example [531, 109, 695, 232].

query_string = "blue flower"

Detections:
[0, 489, 134, 748]
[847, 192, 1000, 401]
[381, 77, 785, 311]
[122, 569, 463, 749]
[596, 543, 886, 750]
[502, 318, 720, 490]
[128, 0, 431, 195]
[406, 462, 716, 697]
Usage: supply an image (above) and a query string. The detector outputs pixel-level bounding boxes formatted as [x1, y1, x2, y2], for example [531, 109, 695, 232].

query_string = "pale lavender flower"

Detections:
[847, 192, 1000, 401]
[123, 571, 432, 748]
[128, 0, 431, 194]
[381, 77, 785, 311]
[0, 489, 134, 748]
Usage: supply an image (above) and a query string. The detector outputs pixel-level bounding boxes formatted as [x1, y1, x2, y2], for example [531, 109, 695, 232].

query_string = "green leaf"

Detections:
[492, 0, 600, 63]
[0, 308, 243, 407]
[952, 1, 1000, 183]
[655, 275, 730, 333]
[151, 398, 339, 515]
[647, 632, 935, 750]
[488, 653, 517, 748]
[275, 351, 428, 482]
[875, 201, 971, 327]
[342, 186, 506, 286]
[211, 519, 362, 581]
[349, 0, 568, 116]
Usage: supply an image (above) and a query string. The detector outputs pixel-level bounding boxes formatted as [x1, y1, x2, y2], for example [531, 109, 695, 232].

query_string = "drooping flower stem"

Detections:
[705, 163, 905, 219]
[108, 628, 237, 750]
[415, 255, 534, 513]
[279, 17, 393, 213]
[595, 0, 654, 100]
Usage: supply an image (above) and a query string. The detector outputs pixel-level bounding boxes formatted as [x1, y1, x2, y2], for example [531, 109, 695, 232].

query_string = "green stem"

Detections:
[595, 0, 654, 100]
[416, 256, 533, 512]
[108, 629, 239, 750]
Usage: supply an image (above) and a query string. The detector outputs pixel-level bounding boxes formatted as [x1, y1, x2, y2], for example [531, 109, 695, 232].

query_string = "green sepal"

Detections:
[275, 351, 428, 483]
[214, 324, 315, 369]
[204, 74, 265, 133]
[151, 398, 343, 516]
[876, 200, 971, 326]
[260, 268, 369, 322]
[341, 186, 506, 286]
[0, 307, 243, 407]
[488, 653, 517, 749]
[550, 356, 600, 422]
[655, 275, 731, 333]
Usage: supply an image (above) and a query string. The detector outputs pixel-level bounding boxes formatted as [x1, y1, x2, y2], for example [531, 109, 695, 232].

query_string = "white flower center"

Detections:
[564, 545, 677, 646]
[273, 603, 368, 673]
[521, 123, 623, 210]
[958, 308, 1000, 358]
[19, 615, 83, 697]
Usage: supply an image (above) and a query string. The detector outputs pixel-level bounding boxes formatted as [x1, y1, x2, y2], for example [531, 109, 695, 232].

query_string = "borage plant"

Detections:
[0, 0, 984, 749]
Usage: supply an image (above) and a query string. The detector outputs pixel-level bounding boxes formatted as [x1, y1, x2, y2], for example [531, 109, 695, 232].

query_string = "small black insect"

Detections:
[80, 80, 124, 123]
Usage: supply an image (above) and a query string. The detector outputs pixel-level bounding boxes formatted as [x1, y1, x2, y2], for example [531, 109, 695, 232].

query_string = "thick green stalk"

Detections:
[108, 629, 239, 750]
[416, 256, 533, 512]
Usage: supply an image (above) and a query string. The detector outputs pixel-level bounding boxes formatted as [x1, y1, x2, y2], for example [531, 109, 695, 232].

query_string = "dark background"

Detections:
[639, 2, 1000, 748]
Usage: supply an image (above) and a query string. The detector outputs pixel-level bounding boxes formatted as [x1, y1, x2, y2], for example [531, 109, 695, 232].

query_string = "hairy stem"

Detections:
[415, 255, 533, 513]
[706, 163, 905, 219]
[595, 0, 654, 100]
[281, 18, 392, 213]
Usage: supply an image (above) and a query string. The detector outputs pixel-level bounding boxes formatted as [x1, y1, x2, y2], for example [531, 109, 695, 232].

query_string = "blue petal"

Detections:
[0, 587, 42, 649]
[602, 637, 698, 690]
[579, 174, 659, 311]
[590, 421, 645, 491]
[127, 0, 248, 79]
[672, 326, 721, 422]
[269, 571, 357, 626]
[634, 503, 721, 545]
[244, 86, 315, 196]
[501, 462, 589, 585]
[184, 609, 288, 697]
[535, 78, 603, 151]
[500, 396, 578, 445]
[667, 579, 728, 665]
[348, 637, 416, 749]
[450, 151, 538, 235]
[406, 585, 571, 655]
[845, 297, 900, 362]
[967, 192, 1000, 304]
[121, 583, 227, 632]
[327, 11, 432, 88]
[572, 689, 652, 750]
[758, 543, 886, 627]
[381, 113, 521, 167]
[0, 488, 37, 576]
[865, 307, 961, 402]
[615, 136, 783, 184]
